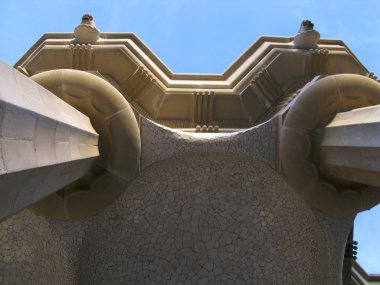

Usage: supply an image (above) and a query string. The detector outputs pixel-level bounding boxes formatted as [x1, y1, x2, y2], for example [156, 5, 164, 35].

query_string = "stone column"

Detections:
[0, 61, 99, 221]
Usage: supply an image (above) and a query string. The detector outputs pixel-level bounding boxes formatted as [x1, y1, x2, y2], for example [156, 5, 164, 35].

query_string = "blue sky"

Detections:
[1, 0, 380, 274]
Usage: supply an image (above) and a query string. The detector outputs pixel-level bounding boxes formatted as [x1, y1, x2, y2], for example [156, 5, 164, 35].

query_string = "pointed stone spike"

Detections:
[0, 61, 99, 221]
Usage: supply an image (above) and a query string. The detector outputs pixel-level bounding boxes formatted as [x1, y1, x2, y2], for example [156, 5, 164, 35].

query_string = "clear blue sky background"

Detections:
[1, 0, 379, 274]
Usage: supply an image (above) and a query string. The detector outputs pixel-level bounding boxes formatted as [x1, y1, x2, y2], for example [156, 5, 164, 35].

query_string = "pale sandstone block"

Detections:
[0, 61, 99, 221]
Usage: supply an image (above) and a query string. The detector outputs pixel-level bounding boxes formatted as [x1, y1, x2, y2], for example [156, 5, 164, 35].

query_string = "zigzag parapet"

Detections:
[15, 21, 368, 129]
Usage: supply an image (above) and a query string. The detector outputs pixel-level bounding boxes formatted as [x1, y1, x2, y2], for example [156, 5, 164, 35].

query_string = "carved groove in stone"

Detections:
[252, 69, 283, 103]
[192, 91, 215, 125]
[70, 44, 93, 70]
[119, 67, 165, 118]
[307, 48, 329, 79]
[121, 67, 153, 98]
[241, 68, 283, 124]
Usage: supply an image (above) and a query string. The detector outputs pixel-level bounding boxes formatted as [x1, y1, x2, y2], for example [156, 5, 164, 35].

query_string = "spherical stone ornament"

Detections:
[78, 152, 331, 284]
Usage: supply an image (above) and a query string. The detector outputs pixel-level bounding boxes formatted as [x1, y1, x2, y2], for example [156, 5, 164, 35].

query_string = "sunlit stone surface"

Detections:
[0, 61, 99, 221]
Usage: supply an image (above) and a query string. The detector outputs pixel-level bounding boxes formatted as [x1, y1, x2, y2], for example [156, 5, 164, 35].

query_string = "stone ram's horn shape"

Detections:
[30, 69, 141, 219]
[281, 74, 380, 215]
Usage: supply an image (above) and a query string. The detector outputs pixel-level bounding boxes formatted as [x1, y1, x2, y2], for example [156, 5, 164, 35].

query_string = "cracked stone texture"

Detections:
[140, 117, 278, 171]
[0, 118, 352, 284]
[314, 211, 355, 284]
[78, 152, 330, 285]
[0, 211, 84, 284]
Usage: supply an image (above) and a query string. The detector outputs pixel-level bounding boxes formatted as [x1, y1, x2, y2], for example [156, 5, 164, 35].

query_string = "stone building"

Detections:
[0, 15, 380, 284]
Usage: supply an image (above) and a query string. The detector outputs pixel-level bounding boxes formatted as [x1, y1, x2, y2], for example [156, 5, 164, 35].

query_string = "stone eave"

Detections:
[14, 32, 370, 129]
[352, 261, 380, 284]
[15, 33, 367, 89]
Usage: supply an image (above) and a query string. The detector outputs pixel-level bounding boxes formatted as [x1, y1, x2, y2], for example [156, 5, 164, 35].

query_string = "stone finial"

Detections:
[297, 19, 314, 33]
[293, 19, 320, 49]
[74, 14, 100, 44]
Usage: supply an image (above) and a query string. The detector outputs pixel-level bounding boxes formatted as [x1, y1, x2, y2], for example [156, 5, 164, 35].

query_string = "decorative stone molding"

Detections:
[240, 67, 283, 124]
[366, 71, 378, 81]
[70, 43, 93, 70]
[15, 18, 368, 129]
[307, 48, 329, 79]
[119, 66, 166, 118]
[192, 91, 215, 126]
[194, 124, 219, 132]
[120, 66, 156, 96]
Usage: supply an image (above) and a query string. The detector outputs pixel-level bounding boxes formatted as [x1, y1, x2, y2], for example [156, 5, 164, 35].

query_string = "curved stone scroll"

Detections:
[280, 74, 380, 215]
[30, 70, 141, 219]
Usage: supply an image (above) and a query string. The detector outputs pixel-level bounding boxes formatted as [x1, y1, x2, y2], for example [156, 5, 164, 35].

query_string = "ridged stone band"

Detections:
[280, 74, 380, 215]
[30, 69, 141, 219]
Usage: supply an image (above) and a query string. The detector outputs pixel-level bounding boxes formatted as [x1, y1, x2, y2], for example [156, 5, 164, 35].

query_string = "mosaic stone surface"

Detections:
[77, 153, 330, 284]
[140, 117, 278, 170]
[314, 212, 355, 283]
[0, 119, 352, 284]
[0, 211, 75, 284]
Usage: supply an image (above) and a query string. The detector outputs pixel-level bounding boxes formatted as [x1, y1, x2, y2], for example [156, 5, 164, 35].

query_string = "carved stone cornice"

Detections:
[15, 33, 369, 129]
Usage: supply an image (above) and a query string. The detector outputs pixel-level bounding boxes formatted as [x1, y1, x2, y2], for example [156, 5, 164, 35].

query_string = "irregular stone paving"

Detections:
[78, 153, 331, 284]
[0, 119, 354, 284]
[140, 117, 278, 171]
